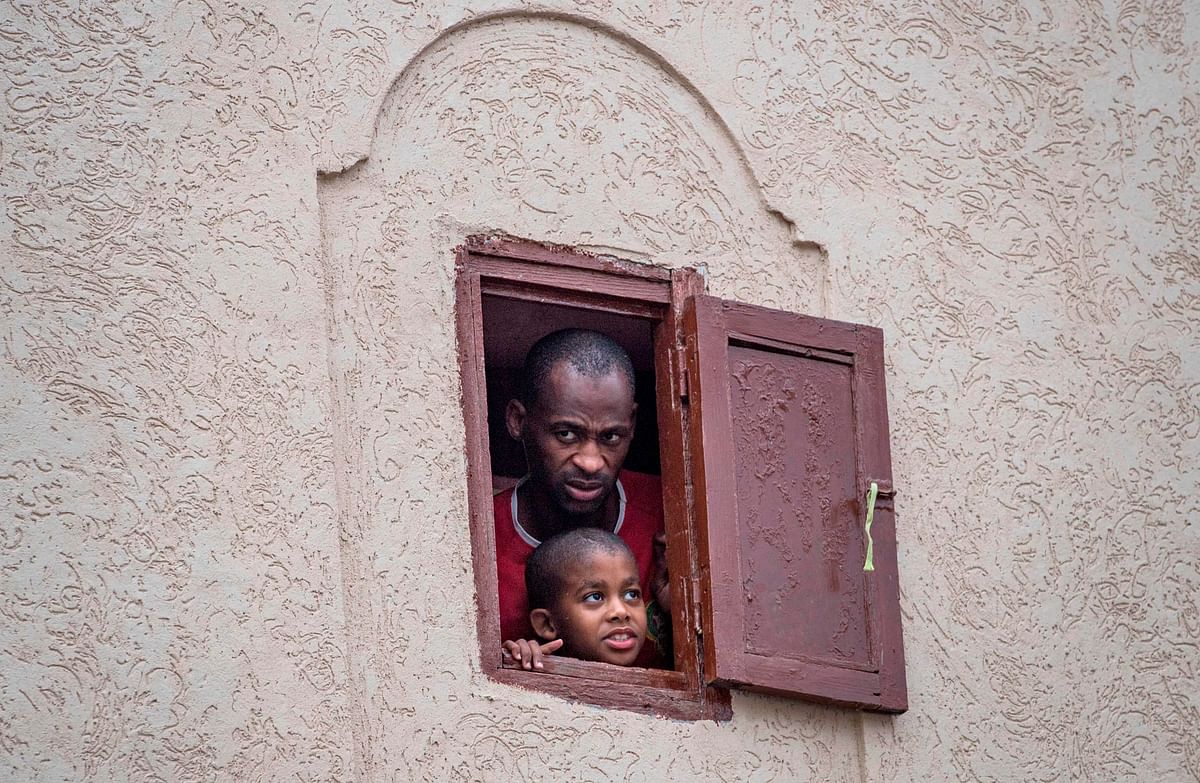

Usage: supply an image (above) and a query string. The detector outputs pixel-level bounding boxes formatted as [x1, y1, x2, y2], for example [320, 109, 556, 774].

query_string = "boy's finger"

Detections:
[531, 639, 560, 670]
[527, 641, 544, 670]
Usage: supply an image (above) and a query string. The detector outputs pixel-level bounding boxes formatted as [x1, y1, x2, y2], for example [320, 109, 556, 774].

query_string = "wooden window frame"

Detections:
[456, 235, 907, 718]
[455, 235, 731, 721]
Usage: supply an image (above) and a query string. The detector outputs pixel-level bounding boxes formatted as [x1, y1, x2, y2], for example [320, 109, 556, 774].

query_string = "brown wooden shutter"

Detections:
[684, 294, 907, 712]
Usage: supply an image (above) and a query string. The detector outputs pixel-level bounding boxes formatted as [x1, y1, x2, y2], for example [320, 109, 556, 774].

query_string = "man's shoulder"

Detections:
[620, 469, 662, 493]
[619, 470, 663, 518]
[493, 483, 516, 531]
[493, 483, 515, 507]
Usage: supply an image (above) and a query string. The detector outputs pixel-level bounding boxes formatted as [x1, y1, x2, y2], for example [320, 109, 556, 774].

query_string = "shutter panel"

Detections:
[684, 295, 906, 712]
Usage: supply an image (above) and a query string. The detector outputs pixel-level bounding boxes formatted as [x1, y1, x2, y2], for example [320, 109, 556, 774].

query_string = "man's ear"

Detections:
[530, 608, 558, 641]
[506, 399, 526, 441]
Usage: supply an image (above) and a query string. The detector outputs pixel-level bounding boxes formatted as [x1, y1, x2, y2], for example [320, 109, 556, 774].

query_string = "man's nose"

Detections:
[571, 439, 604, 474]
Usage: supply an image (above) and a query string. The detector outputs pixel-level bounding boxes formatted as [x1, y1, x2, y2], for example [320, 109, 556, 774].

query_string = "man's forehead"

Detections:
[548, 359, 628, 385]
[536, 361, 634, 408]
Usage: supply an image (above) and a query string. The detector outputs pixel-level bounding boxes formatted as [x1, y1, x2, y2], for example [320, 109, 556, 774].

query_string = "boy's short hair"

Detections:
[526, 528, 634, 610]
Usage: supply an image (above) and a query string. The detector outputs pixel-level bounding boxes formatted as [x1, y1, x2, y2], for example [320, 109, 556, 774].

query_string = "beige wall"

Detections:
[2, 2, 1197, 780]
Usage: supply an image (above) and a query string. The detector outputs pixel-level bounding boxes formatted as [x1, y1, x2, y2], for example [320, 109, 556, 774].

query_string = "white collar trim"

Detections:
[511, 475, 627, 547]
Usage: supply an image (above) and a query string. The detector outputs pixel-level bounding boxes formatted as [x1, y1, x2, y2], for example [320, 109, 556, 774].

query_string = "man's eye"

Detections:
[554, 430, 577, 443]
[600, 432, 624, 445]
[623, 589, 642, 602]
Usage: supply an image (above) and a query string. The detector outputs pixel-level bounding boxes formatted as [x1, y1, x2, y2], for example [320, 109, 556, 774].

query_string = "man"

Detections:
[494, 328, 668, 669]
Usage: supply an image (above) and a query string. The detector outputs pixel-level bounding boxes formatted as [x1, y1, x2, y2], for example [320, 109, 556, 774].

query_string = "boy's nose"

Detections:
[607, 599, 631, 621]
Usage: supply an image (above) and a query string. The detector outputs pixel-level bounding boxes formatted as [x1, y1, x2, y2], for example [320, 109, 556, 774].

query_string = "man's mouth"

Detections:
[603, 628, 639, 651]
[564, 480, 604, 503]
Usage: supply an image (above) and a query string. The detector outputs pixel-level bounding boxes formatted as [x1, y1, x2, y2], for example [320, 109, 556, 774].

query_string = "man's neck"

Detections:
[519, 481, 621, 543]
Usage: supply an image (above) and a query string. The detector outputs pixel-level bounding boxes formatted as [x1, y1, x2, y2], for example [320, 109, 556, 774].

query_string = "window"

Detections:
[456, 236, 906, 718]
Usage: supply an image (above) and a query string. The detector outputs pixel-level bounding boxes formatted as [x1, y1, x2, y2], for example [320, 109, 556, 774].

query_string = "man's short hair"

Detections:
[519, 328, 635, 407]
[526, 527, 634, 610]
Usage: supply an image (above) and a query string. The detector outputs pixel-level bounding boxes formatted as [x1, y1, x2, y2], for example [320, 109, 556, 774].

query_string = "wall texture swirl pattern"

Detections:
[1, 2, 1196, 780]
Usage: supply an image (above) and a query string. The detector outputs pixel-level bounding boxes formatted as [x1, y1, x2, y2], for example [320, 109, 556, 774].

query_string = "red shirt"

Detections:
[494, 470, 665, 667]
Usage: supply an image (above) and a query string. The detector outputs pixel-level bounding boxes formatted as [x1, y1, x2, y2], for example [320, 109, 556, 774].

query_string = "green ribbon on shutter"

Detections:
[863, 481, 879, 572]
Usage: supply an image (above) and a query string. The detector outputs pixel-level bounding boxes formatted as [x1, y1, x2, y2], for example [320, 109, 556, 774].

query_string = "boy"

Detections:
[502, 528, 647, 670]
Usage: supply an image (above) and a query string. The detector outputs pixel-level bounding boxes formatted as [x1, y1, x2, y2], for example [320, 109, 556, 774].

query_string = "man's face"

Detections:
[542, 548, 646, 666]
[507, 362, 636, 519]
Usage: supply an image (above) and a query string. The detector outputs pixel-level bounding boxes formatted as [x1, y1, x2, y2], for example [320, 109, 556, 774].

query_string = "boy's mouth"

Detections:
[603, 628, 639, 651]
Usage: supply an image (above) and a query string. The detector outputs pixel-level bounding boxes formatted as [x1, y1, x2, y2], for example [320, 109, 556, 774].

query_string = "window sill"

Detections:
[493, 656, 731, 721]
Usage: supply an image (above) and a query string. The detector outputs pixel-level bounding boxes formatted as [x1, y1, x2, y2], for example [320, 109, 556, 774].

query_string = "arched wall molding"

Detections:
[313, 14, 838, 775]
[318, 9, 815, 255]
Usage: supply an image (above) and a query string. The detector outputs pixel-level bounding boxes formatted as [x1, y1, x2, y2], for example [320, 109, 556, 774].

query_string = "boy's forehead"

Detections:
[560, 547, 638, 584]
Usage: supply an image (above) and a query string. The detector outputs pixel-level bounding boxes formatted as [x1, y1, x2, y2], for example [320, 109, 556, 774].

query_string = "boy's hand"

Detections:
[652, 531, 671, 613]
[502, 638, 563, 671]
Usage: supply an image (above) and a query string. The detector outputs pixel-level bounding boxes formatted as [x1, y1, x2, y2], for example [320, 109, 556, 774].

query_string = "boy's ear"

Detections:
[529, 608, 558, 641]
[506, 399, 526, 441]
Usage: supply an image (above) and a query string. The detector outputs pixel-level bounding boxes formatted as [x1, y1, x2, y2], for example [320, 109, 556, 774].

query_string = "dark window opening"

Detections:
[481, 295, 661, 494]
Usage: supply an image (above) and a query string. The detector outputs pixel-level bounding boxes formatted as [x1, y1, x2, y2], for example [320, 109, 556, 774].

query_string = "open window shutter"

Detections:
[684, 294, 907, 712]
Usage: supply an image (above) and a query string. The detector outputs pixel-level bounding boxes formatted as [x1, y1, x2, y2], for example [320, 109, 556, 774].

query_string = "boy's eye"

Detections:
[622, 588, 642, 602]
[583, 591, 603, 603]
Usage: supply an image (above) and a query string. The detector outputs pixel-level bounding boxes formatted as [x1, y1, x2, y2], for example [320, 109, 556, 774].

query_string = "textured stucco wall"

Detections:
[2, 2, 1197, 781]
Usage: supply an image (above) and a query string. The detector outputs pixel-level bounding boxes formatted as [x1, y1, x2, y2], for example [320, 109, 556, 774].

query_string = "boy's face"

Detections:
[535, 548, 646, 666]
